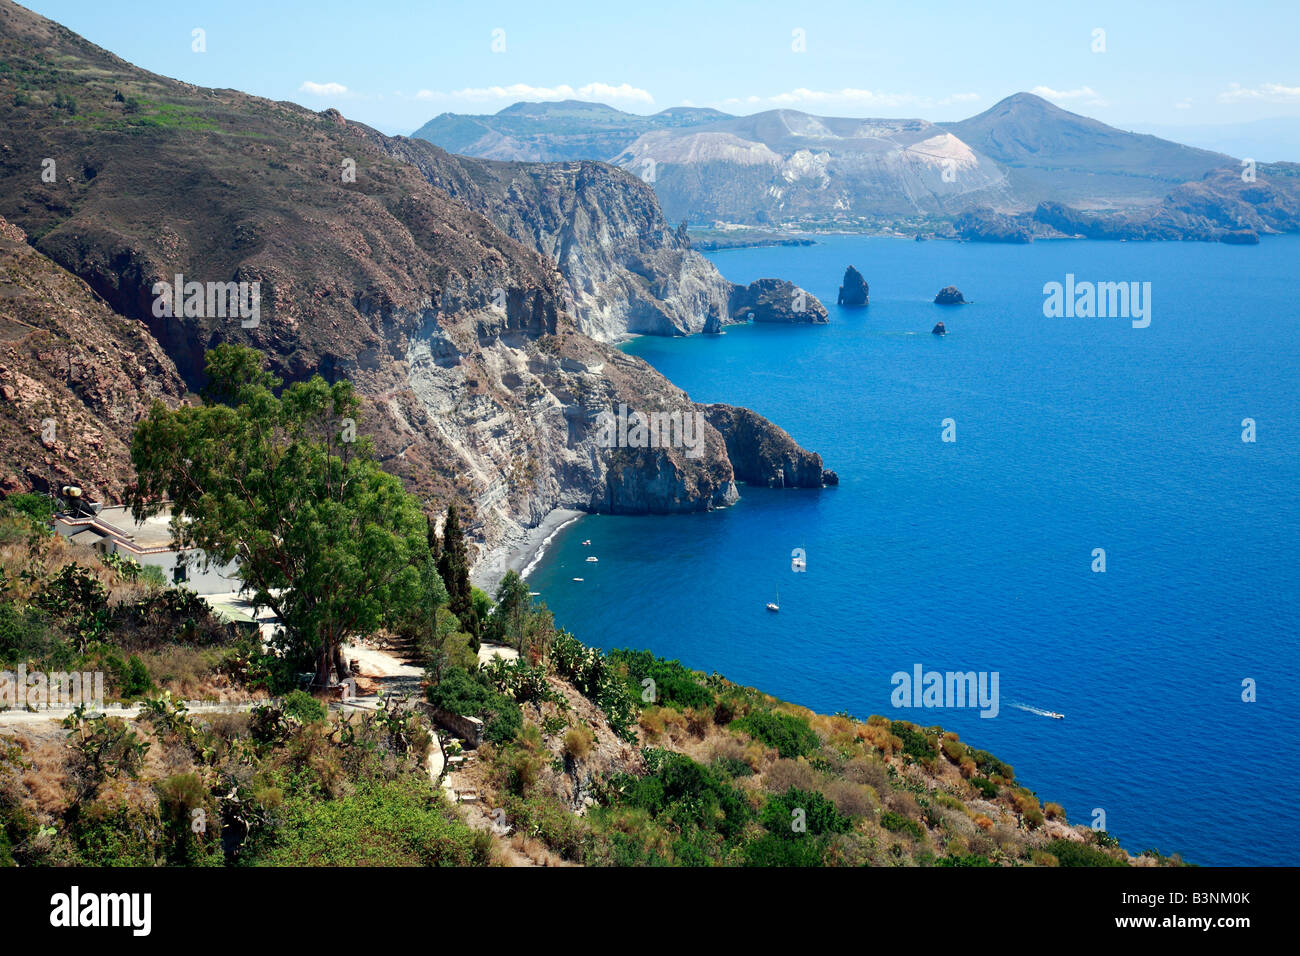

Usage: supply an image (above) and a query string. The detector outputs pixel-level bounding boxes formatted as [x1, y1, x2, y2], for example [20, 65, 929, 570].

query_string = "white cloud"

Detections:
[1218, 82, 1300, 103]
[578, 82, 654, 104]
[413, 82, 652, 104]
[1030, 85, 1106, 107]
[298, 81, 348, 96]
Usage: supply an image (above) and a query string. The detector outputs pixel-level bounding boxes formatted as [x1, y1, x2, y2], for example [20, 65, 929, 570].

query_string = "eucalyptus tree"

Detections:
[131, 345, 429, 688]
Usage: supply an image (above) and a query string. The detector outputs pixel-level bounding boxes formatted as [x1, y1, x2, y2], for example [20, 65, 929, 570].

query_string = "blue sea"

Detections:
[530, 234, 1300, 866]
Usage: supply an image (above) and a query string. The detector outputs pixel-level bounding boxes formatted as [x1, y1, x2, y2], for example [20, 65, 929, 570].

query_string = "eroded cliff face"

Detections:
[389, 302, 741, 564]
[0, 0, 831, 566]
[0, 216, 188, 501]
[373, 137, 740, 342]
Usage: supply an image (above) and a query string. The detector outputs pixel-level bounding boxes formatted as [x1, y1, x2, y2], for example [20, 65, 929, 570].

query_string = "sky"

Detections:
[21, 0, 1300, 149]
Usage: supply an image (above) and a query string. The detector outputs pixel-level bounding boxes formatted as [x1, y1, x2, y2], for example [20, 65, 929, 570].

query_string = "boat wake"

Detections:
[1010, 702, 1065, 719]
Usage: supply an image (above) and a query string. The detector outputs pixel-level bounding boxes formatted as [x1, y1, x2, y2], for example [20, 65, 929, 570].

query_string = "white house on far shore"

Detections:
[51, 503, 240, 594]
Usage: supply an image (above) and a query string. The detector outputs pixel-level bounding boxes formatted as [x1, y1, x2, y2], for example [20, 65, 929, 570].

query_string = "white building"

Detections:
[51, 503, 240, 594]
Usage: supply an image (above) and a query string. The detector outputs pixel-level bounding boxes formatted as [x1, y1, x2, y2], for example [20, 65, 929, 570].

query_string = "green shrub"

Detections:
[281, 689, 325, 723]
[733, 710, 819, 758]
[889, 721, 935, 760]
[426, 666, 522, 744]
[2, 493, 53, 525]
[250, 774, 487, 866]
[504, 791, 589, 860]
[611, 752, 752, 842]
[970, 776, 999, 799]
[743, 832, 825, 866]
[971, 748, 1014, 781]
[608, 648, 713, 710]
[938, 852, 997, 866]
[761, 788, 851, 838]
[1044, 838, 1128, 867]
[155, 772, 221, 865]
[880, 811, 924, 839]
[70, 794, 161, 865]
[107, 652, 155, 700]
[0, 602, 62, 666]
[711, 755, 754, 778]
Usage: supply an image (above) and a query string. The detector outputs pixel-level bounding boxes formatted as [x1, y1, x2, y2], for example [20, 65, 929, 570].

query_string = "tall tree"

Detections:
[130, 345, 429, 688]
[436, 503, 477, 645]
[489, 570, 530, 651]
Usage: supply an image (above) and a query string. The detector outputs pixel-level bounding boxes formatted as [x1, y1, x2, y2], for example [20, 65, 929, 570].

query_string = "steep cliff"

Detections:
[701, 404, 835, 489]
[373, 134, 795, 342]
[0, 0, 829, 564]
[0, 216, 188, 501]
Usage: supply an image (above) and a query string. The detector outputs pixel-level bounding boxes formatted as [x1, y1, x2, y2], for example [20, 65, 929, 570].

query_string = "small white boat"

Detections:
[586, 556, 598, 563]
[572, 577, 584, 582]
[1046, 711, 1065, 720]
[582, 539, 591, 546]
[766, 587, 780, 612]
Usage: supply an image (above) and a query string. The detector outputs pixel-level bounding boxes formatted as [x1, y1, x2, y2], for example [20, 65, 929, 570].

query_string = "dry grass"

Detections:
[562, 725, 594, 761]
[764, 757, 815, 794]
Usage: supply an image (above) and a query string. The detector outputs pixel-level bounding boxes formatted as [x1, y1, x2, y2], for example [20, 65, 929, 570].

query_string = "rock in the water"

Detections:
[934, 286, 966, 305]
[932, 322, 947, 335]
[837, 266, 869, 306]
[728, 279, 828, 324]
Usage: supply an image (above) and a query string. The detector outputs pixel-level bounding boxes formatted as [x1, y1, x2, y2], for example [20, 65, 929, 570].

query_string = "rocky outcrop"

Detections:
[0, 0, 831, 566]
[375, 140, 735, 342]
[955, 208, 1033, 243]
[728, 279, 828, 324]
[837, 266, 869, 306]
[0, 216, 187, 502]
[700, 404, 833, 489]
[931, 322, 947, 336]
[934, 286, 966, 305]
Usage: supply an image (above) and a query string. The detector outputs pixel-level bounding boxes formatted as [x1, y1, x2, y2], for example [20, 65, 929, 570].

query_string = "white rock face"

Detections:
[609, 110, 1014, 225]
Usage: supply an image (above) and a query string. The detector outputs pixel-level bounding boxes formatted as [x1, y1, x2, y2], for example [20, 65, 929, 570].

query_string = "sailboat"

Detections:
[766, 587, 780, 613]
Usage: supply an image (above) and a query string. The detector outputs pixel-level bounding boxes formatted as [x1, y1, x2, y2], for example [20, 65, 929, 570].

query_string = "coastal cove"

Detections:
[527, 234, 1300, 866]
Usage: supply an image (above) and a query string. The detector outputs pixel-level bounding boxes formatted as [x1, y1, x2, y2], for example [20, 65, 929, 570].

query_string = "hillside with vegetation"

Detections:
[0, 350, 1186, 867]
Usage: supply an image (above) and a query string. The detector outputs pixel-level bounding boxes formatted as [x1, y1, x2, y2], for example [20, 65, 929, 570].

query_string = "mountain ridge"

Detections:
[412, 92, 1285, 236]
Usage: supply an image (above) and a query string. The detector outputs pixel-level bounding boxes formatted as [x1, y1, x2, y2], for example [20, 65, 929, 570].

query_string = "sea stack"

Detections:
[728, 279, 828, 324]
[932, 322, 946, 336]
[934, 286, 966, 305]
[837, 266, 869, 307]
